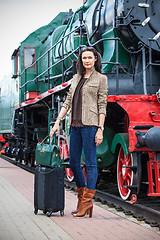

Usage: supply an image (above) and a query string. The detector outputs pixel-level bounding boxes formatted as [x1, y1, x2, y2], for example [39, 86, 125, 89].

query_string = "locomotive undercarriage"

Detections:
[4, 89, 67, 166]
[5, 103, 48, 166]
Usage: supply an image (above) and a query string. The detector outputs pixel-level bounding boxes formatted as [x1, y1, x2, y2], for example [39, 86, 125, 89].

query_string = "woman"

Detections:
[50, 47, 108, 218]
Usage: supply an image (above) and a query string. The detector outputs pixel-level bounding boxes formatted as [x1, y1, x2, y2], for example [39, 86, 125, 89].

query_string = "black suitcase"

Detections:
[34, 166, 64, 217]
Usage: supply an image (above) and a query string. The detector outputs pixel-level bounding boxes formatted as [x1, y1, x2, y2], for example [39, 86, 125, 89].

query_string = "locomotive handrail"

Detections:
[49, 65, 73, 80]
[20, 19, 122, 88]
[20, 46, 85, 89]
[20, 25, 83, 76]
[84, 22, 121, 47]
[102, 61, 120, 65]
[88, 37, 120, 46]
[20, 66, 74, 88]
[20, 35, 121, 89]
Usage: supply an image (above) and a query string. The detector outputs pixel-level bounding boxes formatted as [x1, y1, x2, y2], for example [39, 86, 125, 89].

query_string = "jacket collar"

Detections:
[83, 67, 96, 86]
[76, 67, 96, 82]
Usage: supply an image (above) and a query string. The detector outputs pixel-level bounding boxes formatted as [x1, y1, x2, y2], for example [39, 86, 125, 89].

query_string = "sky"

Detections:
[0, 0, 82, 81]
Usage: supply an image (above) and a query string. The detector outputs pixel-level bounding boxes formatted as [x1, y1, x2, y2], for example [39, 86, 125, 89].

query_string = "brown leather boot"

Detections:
[73, 187, 96, 218]
[71, 187, 85, 215]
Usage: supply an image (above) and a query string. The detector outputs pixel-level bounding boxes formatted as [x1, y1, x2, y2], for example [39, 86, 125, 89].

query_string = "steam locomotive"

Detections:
[1, 0, 160, 201]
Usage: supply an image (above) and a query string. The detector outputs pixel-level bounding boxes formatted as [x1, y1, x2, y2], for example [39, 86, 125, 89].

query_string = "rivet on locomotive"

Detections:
[0, 0, 160, 201]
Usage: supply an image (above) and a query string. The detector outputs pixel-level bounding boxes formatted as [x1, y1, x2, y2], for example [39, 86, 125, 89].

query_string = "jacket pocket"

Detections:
[88, 84, 98, 96]
[88, 82, 98, 87]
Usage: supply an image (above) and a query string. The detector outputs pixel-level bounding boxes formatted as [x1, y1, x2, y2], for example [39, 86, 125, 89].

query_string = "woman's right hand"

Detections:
[49, 120, 60, 138]
[50, 107, 67, 138]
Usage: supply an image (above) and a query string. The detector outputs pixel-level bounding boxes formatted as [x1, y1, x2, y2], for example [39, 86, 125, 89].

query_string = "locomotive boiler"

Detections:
[1, 0, 160, 200]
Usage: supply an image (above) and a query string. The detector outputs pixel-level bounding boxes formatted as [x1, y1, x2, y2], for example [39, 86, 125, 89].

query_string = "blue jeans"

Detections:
[69, 127, 98, 190]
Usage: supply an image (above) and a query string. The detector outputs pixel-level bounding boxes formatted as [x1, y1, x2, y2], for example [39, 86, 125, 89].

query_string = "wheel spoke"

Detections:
[117, 147, 134, 200]
[65, 168, 74, 181]
[126, 170, 132, 180]
[126, 175, 132, 185]
[59, 138, 74, 182]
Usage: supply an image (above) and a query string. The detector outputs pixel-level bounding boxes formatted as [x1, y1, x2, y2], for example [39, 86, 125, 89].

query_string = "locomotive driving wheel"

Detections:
[59, 138, 74, 182]
[65, 168, 74, 182]
[117, 147, 141, 200]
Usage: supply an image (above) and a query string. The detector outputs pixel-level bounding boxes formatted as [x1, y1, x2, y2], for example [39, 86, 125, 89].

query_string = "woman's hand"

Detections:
[49, 120, 60, 138]
[50, 107, 68, 138]
[95, 129, 103, 146]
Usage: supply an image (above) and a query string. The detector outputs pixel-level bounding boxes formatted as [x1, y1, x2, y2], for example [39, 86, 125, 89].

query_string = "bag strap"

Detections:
[41, 135, 49, 144]
[41, 134, 56, 146]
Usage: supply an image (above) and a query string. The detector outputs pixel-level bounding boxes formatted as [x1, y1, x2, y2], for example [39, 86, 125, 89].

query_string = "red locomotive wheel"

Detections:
[82, 166, 87, 183]
[65, 168, 74, 182]
[117, 146, 133, 200]
[59, 138, 74, 182]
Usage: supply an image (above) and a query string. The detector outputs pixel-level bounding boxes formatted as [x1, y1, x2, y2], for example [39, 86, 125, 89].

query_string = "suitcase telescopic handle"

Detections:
[38, 166, 59, 175]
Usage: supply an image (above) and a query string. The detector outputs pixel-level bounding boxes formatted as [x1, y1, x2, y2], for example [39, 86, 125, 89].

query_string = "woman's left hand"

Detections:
[95, 129, 103, 146]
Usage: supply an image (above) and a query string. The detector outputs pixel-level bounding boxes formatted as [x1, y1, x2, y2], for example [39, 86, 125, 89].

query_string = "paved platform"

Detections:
[0, 157, 160, 240]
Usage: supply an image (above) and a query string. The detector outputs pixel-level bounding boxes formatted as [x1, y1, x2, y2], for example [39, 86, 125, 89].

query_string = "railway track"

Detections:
[1, 154, 160, 230]
[64, 177, 160, 229]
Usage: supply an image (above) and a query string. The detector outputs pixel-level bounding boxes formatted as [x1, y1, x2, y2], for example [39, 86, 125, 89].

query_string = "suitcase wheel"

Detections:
[60, 210, 64, 216]
[34, 208, 38, 215]
[47, 211, 52, 217]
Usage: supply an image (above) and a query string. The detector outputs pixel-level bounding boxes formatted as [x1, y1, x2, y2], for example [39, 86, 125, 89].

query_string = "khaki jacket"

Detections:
[62, 68, 108, 126]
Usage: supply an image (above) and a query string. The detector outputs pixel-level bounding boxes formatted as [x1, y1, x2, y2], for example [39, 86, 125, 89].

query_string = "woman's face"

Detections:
[81, 51, 97, 71]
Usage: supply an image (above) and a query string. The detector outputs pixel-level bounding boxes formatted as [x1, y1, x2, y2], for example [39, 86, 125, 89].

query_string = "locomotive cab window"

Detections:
[23, 47, 36, 69]
[11, 48, 20, 78]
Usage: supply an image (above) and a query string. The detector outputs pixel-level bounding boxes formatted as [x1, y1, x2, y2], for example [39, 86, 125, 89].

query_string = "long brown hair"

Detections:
[76, 47, 102, 76]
